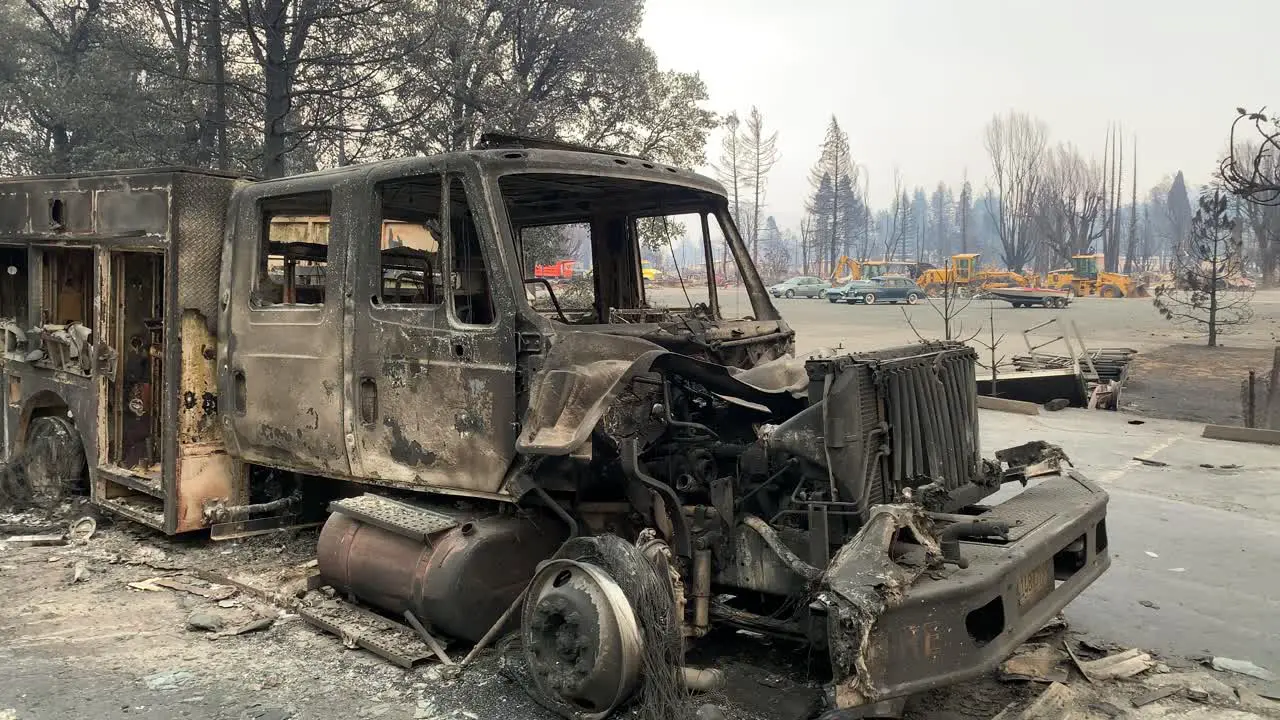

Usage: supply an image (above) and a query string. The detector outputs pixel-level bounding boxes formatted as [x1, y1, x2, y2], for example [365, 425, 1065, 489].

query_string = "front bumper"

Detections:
[822, 470, 1109, 709]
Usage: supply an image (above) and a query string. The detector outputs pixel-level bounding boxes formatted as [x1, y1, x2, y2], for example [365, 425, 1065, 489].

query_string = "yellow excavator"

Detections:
[830, 257, 927, 284]
[916, 253, 1035, 297]
[1044, 254, 1148, 298]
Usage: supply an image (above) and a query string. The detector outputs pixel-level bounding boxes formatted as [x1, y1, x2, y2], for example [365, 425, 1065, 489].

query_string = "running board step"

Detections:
[299, 597, 439, 668]
[98, 496, 165, 530]
[329, 494, 457, 543]
[97, 465, 164, 499]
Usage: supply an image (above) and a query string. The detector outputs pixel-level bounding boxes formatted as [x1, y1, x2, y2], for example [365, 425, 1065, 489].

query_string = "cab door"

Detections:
[347, 168, 519, 497]
[220, 182, 351, 476]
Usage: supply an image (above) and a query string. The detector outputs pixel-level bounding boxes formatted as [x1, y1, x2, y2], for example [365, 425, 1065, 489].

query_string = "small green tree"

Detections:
[1152, 189, 1254, 347]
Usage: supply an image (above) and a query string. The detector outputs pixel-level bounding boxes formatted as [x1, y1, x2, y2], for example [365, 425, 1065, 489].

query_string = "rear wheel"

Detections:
[818, 289, 828, 299]
[20, 415, 86, 505]
[863, 293, 877, 305]
[906, 293, 920, 305]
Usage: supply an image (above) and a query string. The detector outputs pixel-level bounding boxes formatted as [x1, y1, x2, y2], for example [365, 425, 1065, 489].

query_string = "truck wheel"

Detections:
[784, 289, 795, 299]
[1100, 284, 1122, 298]
[863, 293, 877, 305]
[21, 415, 86, 504]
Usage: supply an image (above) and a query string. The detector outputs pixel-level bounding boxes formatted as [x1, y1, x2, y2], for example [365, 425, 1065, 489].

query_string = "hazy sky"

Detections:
[640, 0, 1278, 229]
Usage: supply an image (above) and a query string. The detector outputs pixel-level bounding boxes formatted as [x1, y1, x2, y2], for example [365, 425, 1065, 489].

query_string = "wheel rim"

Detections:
[522, 560, 643, 719]
[907, 294, 918, 305]
[785, 290, 794, 298]
[864, 293, 876, 304]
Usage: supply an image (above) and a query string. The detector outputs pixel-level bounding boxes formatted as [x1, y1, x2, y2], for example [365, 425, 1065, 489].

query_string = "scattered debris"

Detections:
[1168, 567, 1186, 572]
[1139, 600, 1160, 609]
[154, 576, 237, 600]
[1210, 657, 1277, 681]
[186, 611, 226, 632]
[1144, 551, 1160, 558]
[695, 704, 728, 720]
[127, 577, 166, 592]
[1044, 398, 1070, 412]
[143, 669, 195, 691]
[1237, 686, 1280, 712]
[211, 616, 273, 639]
[67, 516, 96, 543]
[1030, 614, 1069, 640]
[4, 533, 66, 547]
[1142, 672, 1236, 704]
[1133, 457, 1169, 467]
[1131, 686, 1180, 707]
[1074, 648, 1156, 681]
[1200, 463, 1216, 469]
[217, 598, 242, 609]
[68, 559, 87, 584]
[1087, 701, 1124, 718]
[1001, 643, 1070, 683]
[993, 681, 1077, 720]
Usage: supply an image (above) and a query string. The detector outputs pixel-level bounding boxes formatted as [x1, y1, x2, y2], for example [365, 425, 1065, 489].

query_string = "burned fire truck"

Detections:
[0, 136, 1108, 716]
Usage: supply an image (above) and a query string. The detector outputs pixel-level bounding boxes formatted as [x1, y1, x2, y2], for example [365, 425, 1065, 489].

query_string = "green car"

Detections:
[844, 275, 924, 305]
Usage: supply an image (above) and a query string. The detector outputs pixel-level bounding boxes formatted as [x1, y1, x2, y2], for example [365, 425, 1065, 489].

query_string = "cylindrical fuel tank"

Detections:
[317, 508, 566, 643]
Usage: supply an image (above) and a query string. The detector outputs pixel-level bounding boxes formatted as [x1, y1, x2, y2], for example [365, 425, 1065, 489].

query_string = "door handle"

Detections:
[359, 377, 377, 427]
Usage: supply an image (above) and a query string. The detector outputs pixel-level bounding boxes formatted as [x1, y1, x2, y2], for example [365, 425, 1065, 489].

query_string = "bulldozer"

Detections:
[916, 253, 1034, 297]
[1045, 254, 1149, 298]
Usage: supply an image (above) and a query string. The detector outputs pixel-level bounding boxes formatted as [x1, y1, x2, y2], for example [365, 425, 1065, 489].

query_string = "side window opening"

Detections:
[255, 192, 332, 307]
[376, 175, 444, 307]
[448, 176, 494, 325]
[40, 247, 93, 326]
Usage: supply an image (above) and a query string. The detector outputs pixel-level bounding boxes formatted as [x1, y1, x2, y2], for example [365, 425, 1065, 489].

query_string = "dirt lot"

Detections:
[4, 508, 1277, 720]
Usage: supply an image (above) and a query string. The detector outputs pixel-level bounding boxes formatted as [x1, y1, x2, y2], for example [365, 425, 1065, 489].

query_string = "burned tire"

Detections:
[21, 415, 86, 504]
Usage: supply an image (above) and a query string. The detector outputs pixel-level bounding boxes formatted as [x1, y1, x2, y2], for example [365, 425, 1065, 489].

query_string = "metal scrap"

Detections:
[4, 533, 66, 547]
[1001, 643, 1070, 683]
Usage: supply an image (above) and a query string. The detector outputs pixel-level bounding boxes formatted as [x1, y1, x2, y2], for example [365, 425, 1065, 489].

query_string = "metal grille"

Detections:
[859, 342, 981, 497]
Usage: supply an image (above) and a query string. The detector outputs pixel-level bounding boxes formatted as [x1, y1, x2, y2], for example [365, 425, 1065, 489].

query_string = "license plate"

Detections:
[1017, 561, 1054, 609]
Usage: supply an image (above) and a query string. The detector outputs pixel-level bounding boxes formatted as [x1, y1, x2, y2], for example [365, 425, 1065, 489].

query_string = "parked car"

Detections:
[827, 281, 858, 303]
[768, 276, 831, 298]
[844, 275, 924, 305]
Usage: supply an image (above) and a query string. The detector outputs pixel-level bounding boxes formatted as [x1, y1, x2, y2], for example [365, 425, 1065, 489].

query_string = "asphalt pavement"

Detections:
[979, 408, 1280, 671]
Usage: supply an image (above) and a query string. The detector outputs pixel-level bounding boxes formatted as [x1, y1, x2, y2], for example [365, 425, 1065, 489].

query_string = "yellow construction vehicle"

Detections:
[829, 255, 863, 284]
[1048, 254, 1149, 298]
[916, 253, 1034, 297]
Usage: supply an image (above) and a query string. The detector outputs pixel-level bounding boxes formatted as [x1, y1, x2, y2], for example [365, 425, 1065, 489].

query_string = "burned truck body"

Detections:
[0, 139, 1108, 715]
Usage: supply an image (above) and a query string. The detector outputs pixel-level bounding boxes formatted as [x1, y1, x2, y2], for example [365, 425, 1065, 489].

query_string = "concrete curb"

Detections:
[977, 396, 1042, 416]
[1201, 425, 1280, 446]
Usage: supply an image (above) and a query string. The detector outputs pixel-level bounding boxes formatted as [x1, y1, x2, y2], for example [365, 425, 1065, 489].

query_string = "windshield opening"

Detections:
[499, 173, 736, 325]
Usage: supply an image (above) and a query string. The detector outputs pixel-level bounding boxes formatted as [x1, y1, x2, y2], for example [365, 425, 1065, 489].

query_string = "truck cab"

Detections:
[218, 139, 793, 501]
